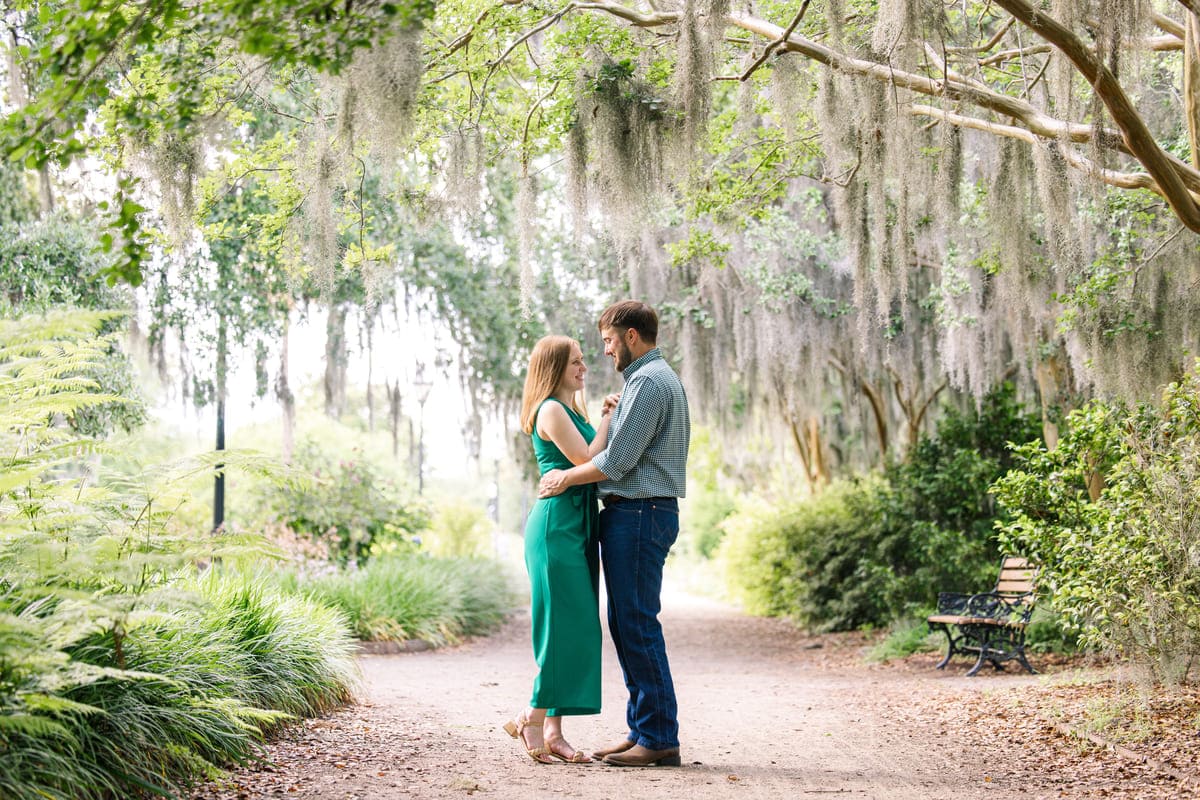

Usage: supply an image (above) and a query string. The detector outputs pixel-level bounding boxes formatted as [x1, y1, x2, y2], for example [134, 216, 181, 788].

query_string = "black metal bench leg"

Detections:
[934, 626, 954, 670]
[1015, 648, 1037, 675]
[966, 640, 990, 677]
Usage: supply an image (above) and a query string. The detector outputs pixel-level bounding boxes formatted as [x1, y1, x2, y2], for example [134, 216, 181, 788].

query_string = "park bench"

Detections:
[926, 556, 1038, 677]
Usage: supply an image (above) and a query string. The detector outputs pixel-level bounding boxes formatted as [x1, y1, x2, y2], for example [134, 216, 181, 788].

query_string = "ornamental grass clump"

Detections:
[197, 571, 359, 717]
[278, 553, 513, 645]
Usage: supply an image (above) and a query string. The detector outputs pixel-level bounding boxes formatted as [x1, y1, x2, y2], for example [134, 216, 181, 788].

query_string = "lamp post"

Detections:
[414, 369, 433, 495]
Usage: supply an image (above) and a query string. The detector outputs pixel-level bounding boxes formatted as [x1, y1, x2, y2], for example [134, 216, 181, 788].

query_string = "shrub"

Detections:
[995, 364, 1200, 683]
[717, 383, 1044, 631]
[867, 615, 941, 663]
[425, 502, 492, 558]
[876, 382, 1044, 614]
[270, 443, 430, 565]
[683, 427, 736, 557]
[717, 478, 889, 629]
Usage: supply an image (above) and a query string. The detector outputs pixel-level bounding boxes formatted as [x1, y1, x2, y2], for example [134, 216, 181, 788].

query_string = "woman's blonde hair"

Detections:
[519, 335, 590, 434]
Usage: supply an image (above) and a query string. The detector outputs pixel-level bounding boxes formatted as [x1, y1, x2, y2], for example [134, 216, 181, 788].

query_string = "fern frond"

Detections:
[0, 711, 76, 741]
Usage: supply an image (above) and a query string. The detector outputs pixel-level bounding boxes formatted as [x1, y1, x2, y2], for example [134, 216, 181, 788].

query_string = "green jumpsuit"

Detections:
[524, 398, 601, 716]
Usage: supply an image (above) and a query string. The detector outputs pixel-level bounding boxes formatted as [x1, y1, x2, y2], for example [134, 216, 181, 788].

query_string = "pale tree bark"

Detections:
[276, 302, 296, 464]
[887, 368, 948, 458]
[1186, 11, 1200, 168]
[788, 415, 830, 493]
[1034, 354, 1068, 451]
[365, 320, 376, 432]
[829, 356, 889, 467]
[386, 380, 403, 460]
[324, 303, 348, 420]
[6, 30, 53, 213]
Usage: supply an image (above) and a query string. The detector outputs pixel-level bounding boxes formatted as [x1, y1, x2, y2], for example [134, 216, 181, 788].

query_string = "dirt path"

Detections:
[194, 583, 1122, 800]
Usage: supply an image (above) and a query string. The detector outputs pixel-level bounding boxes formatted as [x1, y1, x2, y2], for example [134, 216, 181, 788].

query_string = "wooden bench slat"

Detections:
[999, 571, 1036, 582]
[996, 580, 1035, 593]
[927, 614, 1026, 628]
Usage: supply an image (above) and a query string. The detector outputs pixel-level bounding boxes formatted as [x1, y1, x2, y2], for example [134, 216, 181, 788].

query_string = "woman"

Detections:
[503, 335, 613, 764]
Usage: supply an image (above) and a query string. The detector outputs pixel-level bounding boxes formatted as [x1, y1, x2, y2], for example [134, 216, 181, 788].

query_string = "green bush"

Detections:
[718, 478, 890, 628]
[875, 383, 1044, 615]
[276, 553, 514, 645]
[717, 383, 1044, 631]
[683, 427, 736, 557]
[1024, 606, 1081, 654]
[994, 364, 1200, 683]
[269, 443, 430, 565]
[425, 502, 492, 558]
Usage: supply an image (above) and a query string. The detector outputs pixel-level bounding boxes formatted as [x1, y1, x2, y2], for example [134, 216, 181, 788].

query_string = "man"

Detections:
[538, 299, 690, 768]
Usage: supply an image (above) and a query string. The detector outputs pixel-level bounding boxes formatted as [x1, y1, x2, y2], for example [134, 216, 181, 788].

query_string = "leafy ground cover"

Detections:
[863, 647, 1199, 798]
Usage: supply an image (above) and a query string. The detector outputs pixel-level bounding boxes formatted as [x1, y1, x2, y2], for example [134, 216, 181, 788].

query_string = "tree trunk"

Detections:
[37, 167, 53, 214]
[828, 356, 889, 466]
[860, 378, 890, 466]
[387, 380, 402, 460]
[324, 303, 348, 420]
[366, 321, 375, 432]
[888, 370, 948, 458]
[805, 417, 830, 486]
[213, 313, 227, 534]
[277, 308, 295, 464]
[408, 416, 416, 472]
[1085, 453, 1106, 502]
[6, 31, 53, 214]
[1034, 355, 1066, 451]
[789, 417, 816, 494]
[788, 415, 830, 493]
[1185, 12, 1200, 167]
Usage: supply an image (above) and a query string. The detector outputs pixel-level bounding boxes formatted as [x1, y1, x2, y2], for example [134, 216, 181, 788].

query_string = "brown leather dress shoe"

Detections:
[603, 744, 682, 767]
[591, 739, 635, 759]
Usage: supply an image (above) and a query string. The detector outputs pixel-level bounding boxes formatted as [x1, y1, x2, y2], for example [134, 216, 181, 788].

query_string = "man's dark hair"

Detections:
[598, 300, 658, 344]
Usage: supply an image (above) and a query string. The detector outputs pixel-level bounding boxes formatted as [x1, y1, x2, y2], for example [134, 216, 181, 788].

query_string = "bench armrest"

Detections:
[966, 591, 1035, 625]
[936, 592, 971, 615]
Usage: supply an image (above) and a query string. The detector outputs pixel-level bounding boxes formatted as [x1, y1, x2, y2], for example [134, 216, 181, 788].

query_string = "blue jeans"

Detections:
[599, 498, 679, 750]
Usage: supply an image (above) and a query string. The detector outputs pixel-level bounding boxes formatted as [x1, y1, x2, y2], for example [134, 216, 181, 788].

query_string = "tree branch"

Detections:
[739, 0, 811, 82]
[946, 17, 1015, 54]
[910, 105, 1170, 194]
[489, 4, 575, 69]
[994, 0, 1200, 231]
[1156, 10, 1187, 38]
[574, 1, 677, 27]
[1177, 1, 1200, 17]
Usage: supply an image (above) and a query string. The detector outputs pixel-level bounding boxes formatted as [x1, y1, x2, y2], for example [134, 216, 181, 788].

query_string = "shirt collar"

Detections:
[622, 347, 662, 380]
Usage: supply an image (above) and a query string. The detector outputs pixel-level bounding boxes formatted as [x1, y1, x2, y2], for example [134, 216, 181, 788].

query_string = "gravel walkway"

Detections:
[192, 588, 1196, 799]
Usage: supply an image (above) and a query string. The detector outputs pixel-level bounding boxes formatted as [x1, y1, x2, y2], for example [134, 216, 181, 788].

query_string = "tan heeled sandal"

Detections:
[503, 711, 554, 764]
[544, 734, 592, 764]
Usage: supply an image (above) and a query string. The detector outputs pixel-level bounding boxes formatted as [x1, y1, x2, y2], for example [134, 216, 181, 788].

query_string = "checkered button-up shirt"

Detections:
[592, 348, 690, 499]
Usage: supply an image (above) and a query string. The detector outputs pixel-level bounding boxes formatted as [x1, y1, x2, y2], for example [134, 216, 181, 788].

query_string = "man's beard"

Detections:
[614, 340, 633, 371]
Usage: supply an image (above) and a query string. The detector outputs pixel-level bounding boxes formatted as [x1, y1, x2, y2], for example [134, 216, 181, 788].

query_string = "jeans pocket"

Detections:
[648, 505, 679, 549]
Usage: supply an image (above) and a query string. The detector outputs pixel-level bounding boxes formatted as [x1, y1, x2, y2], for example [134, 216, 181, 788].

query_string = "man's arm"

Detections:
[590, 377, 664, 483]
